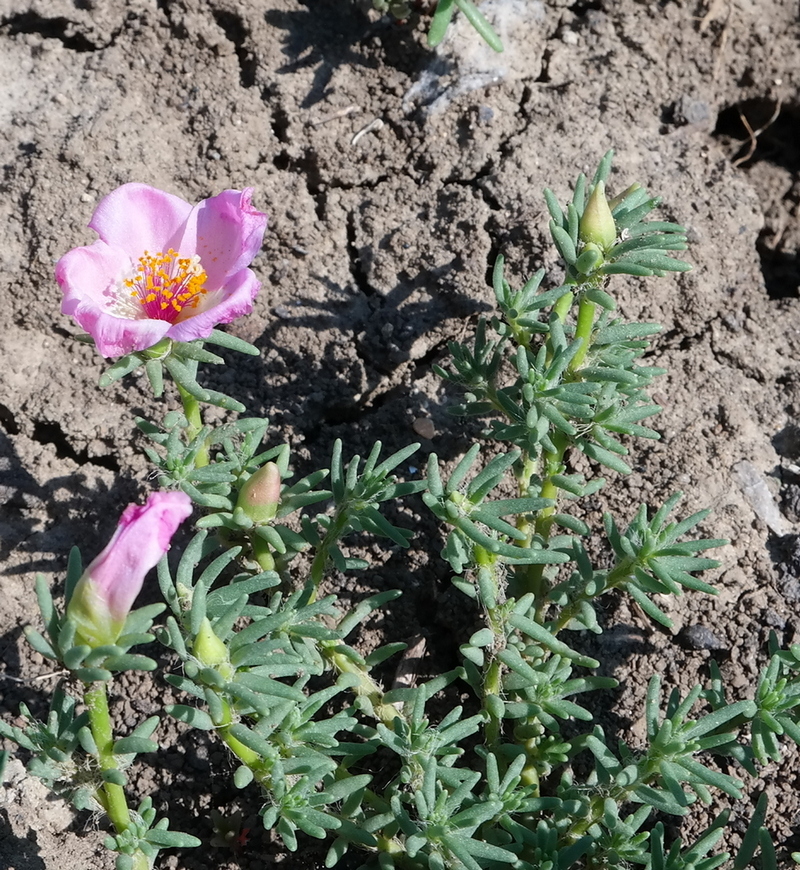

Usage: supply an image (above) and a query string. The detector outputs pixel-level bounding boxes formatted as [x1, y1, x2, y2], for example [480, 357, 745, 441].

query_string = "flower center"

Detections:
[122, 249, 208, 323]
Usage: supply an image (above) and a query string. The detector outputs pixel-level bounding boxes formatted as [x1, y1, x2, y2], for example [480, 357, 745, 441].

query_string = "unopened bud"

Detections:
[235, 462, 281, 525]
[579, 181, 616, 251]
[193, 617, 233, 679]
[66, 492, 191, 649]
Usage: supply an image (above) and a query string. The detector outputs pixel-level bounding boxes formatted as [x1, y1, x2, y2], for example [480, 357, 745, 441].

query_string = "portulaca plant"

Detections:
[3, 154, 800, 870]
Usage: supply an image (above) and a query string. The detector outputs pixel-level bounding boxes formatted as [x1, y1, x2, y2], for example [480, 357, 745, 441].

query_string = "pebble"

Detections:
[412, 417, 435, 439]
[680, 624, 726, 650]
[764, 608, 786, 629]
[674, 94, 712, 126]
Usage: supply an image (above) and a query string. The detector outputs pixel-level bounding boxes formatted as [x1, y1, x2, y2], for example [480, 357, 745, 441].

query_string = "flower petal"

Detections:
[166, 268, 261, 343]
[57, 239, 130, 309]
[79, 307, 173, 358]
[89, 183, 193, 259]
[89, 491, 192, 623]
[94, 491, 193, 623]
[57, 240, 174, 356]
[176, 188, 267, 289]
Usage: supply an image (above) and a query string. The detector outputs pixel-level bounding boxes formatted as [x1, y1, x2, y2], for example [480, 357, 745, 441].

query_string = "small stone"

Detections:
[680, 624, 726, 650]
[764, 608, 786, 629]
[673, 95, 712, 126]
[412, 417, 435, 439]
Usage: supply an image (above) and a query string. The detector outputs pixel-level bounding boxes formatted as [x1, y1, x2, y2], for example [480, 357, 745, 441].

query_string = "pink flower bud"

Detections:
[67, 492, 192, 648]
[235, 462, 281, 525]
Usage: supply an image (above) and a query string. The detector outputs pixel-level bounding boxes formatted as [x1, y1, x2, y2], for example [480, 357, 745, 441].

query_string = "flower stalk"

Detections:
[84, 682, 131, 832]
[176, 381, 208, 467]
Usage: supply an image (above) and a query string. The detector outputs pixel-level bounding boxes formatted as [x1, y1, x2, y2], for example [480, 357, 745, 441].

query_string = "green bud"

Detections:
[251, 537, 276, 572]
[193, 617, 234, 679]
[235, 462, 281, 525]
[579, 181, 616, 251]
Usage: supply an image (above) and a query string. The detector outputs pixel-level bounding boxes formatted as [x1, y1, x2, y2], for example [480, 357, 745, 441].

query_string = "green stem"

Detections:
[84, 682, 131, 833]
[513, 291, 596, 606]
[483, 659, 503, 750]
[471, 549, 509, 755]
[177, 383, 209, 468]
[568, 294, 597, 374]
[214, 696, 264, 767]
[513, 432, 568, 609]
[550, 556, 634, 635]
[552, 289, 574, 325]
[304, 507, 352, 604]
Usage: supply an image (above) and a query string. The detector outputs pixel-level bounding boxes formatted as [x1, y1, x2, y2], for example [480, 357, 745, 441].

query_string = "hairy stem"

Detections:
[305, 507, 353, 603]
[513, 431, 568, 609]
[84, 682, 132, 833]
[322, 642, 404, 729]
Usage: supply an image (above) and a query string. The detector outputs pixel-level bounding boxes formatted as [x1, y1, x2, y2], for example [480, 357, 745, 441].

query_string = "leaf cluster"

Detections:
[545, 150, 691, 283]
[105, 796, 201, 870]
[97, 329, 258, 412]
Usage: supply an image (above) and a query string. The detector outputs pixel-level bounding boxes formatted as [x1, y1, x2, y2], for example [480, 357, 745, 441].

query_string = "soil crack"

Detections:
[210, 6, 256, 88]
[346, 210, 373, 298]
[32, 420, 120, 472]
[0, 11, 116, 51]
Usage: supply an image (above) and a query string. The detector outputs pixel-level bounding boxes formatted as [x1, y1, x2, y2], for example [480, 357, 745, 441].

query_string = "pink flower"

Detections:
[56, 184, 268, 358]
[66, 491, 193, 648]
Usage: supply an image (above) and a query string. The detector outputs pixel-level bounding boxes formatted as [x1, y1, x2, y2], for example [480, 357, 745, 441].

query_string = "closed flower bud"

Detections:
[66, 492, 192, 648]
[235, 462, 281, 525]
[579, 181, 616, 251]
[193, 617, 233, 679]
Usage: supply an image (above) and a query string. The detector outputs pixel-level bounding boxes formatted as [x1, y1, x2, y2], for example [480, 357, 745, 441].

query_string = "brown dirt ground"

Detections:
[1, 0, 800, 867]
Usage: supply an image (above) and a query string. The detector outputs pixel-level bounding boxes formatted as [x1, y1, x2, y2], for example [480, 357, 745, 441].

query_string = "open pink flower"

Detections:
[56, 184, 268, 358]
[66, 491, 193, 648]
